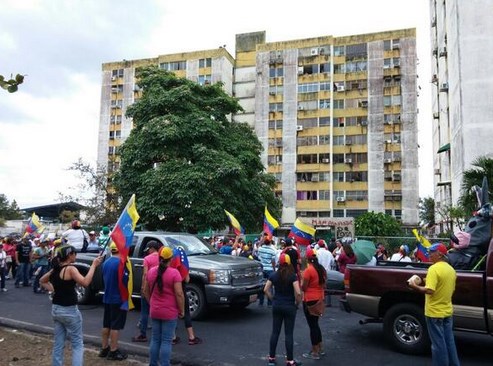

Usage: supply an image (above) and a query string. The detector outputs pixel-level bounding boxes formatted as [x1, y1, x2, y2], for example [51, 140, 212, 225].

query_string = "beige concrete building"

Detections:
[97, 29, 419, 226]
[430, 0, 493, 226]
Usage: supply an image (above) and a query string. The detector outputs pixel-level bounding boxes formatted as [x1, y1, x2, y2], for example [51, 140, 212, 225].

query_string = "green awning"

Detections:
[437, 143, 450, 153]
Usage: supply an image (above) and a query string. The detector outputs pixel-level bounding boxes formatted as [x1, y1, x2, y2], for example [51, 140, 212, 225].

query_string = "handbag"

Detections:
[306, 299, 325, 317]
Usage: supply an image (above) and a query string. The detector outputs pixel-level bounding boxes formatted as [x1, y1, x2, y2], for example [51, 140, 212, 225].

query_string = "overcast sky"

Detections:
[0, 0, 433, 208]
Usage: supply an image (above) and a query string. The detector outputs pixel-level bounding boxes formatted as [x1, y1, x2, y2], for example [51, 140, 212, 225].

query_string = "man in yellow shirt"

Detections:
[409, 243, 460, 366]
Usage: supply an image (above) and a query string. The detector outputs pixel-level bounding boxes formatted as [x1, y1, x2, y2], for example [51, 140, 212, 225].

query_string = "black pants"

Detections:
[303, 301, 322, 345]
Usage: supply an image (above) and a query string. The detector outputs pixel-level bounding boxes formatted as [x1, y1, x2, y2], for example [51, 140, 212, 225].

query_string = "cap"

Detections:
[243, 245, 249, 251]
[109, 242, 118, 253]
[306, 246, 317, 258]
[144, 240, 161, 252]
[159, 246, 173, 260]
[101, 226, 110, 235]
[284, 238, 293, 246]
[400, 244, 410, 255]
[317, 239, 326, 247]
[53, 238, 62, 246]
[89, 231, 96, 235]
[429, 243, 448, 256]
[279, 253, 291, 266]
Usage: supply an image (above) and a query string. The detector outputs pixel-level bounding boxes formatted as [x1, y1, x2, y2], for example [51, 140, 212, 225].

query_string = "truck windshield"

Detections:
[164, 235, 217, 256]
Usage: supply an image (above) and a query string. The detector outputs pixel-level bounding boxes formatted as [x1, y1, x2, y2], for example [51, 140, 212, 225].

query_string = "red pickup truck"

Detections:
[340, 239, 493, 354]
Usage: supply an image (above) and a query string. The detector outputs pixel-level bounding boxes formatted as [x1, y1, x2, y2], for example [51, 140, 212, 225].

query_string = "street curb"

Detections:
[0, 317, 220, 366]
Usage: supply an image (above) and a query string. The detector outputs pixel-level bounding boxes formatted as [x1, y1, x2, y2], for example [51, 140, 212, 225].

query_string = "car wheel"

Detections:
[383, 303, 430, 355]
[75, 280, 93, 305]
[186, 283, 207, 320]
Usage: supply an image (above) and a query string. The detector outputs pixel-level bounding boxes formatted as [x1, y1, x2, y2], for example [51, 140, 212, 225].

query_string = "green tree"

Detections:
[459, 156, 493, 214]
[114, 66, 280, 233]
[436, 204, 467, 233]
[0, 194, 22, 220]
[355, 211, 402, 237]
[0, 74, 25, 93]
[418, 197, 435, 228]
[59, 158, 121, 226]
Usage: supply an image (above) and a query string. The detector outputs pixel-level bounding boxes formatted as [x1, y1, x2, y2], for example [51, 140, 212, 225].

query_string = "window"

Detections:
[297, 136, 318, 146]
[268, 155, 282, 165]
[333, 191, 345, 200]
[269, 85, 283, 95]
[346, 171, 368, 182]
[159, 61, 186, 71]
[333, 135, 345, 145]
[108, 146, 115, 155]
[319, 135, 330, 145]
[333, 210, 344, 217]
[346, 209, 366, 218]
[333, 172, 345, 182]
[268, 120, 283, 130]
[319, 99, 330, 109]
[198, 58, 212, 68]
[319, 190, 331, 200]
[268, 138, 283, 148]
[333, 100, 344, 109]
[319, 81, 332, 91]
[319, 117, 331, 126]
[346, 190, 368, 201]
[297, 191, 318, 200]
[111, 69, 124, 78]
[110, 99, 123, 109]
[334, 46, 345, 56]
[110, 115, 122, 124]
[333, 154, 345, 164]
[320, 63, 330, 73]
[269, 66, 284, 78]
[334, 64, 345, 74]
[298, 118, 317, 129]
[269, 103, 283, 112]
[198, 75, 212, 85]
[297, 154, 318, 164]
[298, 82, 319, 93]
[318, 172, 330, 182]
[333, 117, 345, 127]
[346, 153, 368, 164]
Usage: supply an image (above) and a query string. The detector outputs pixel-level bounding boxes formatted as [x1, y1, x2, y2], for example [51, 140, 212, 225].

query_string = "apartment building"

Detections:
[430, 0, 493, 220]
[234, 30, 418, 226]
[97, 29, 419, 226]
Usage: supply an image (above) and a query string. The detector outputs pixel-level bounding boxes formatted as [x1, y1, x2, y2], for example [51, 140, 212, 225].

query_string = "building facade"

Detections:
[430, 0, 493, 221]
[97, 29, 419, 226]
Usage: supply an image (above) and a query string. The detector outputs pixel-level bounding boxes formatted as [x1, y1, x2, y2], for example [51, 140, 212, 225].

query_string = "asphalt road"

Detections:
[0, 284, 492, 365]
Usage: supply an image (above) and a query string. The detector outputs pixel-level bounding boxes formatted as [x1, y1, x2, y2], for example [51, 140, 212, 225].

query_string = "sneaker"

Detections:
[1, 288, 7, 292]
[302, 351, 320, 360]
[98, 347, 110, 358]
[131, 334, 148, 342]
[267, 356, 276, 366]
[319, 349, 326, 356]
[286, 361, 302, 366]
[172, 336, 180, 345]
[106, 349, 128, 361]
[188, 337, 202, 345]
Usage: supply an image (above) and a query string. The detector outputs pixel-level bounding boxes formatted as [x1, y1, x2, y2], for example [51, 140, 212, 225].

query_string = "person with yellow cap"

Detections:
[145, 246, 185, 366]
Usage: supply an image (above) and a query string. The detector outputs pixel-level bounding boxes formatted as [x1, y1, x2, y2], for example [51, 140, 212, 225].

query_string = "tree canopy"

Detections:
[115, 66, 280, 233]
[459, 156, 493, 215]
[0, 74, 24, 93]
[418, 197, 435, 228]
[355, 211, 402, 237]
[0, 194, 22, 224]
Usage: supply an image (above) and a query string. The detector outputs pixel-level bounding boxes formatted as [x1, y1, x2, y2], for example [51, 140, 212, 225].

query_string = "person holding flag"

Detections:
[224, 209, 244, 236]
[99, 194, 140, 361]
[25, 212, 45, 236]
[264, 206, 280, 240]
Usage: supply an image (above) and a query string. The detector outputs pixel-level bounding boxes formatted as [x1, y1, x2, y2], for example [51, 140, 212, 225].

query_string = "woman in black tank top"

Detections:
[40, 245, 102, 366]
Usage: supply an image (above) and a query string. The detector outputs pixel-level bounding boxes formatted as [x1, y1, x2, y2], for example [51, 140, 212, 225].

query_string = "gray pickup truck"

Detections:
[74, 231, 264, 319]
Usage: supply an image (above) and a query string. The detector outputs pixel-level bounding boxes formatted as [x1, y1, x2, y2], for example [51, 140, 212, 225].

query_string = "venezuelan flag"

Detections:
[288, 218, 316, 246]
[170, 246, 190, 279]
[224, 209, 244, 236]
[263, 206, 279, 240]
[412, 228, 431, 263]
[110, 194, 140, 311]
[25, 212, 45, 235]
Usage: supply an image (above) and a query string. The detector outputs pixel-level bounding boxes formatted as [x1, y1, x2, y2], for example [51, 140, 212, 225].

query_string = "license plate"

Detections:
[249, 294, 258, 303]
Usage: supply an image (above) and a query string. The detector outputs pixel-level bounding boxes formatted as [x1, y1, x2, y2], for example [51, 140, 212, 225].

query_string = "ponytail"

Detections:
[308, 257, 327, 286]
[156, 257, 170, 293]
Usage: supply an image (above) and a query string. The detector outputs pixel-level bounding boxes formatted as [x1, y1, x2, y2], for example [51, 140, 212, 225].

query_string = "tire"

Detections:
[383, 303, 430, 355]
[186, 283, 207, 320]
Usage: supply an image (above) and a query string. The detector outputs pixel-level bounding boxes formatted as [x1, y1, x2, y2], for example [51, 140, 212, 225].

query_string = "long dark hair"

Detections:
[308, 256, 327, 286]
[278, 262, 295, 286]
[342, 243, 355, 257]
[51, 245, 76, 271]
[156, 256, 170, 293]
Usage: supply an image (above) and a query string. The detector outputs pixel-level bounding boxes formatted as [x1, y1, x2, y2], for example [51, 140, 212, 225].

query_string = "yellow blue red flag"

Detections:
[24, 212, 45, 236]
[288, 218, 316, 246]
[224, 209, 244, 236]
[263, 206, 279, 240]
[110, 194, 140, 310]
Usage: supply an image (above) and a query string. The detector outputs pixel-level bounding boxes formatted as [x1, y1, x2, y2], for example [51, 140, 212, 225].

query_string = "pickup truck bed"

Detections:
[341, 242, 493, 354]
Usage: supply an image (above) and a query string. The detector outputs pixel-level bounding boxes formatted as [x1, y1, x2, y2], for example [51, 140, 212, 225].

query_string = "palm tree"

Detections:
[459, 156, 493, 214]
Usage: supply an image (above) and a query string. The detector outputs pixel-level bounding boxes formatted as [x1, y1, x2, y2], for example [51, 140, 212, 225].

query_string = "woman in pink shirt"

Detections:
[337, 243, 357, 274]
[145, 247, 185, 366]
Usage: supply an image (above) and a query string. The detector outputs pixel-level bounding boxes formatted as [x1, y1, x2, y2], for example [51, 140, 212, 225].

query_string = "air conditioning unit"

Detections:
[311, 176, 319, 182]
[337, 197, 346, 203]
[111, 87, 119, 93]
[440, 83, 449, 92]
[434, 169, 441, 175]
[321, 158, 330, 163]
[392, 173, 401, 181]
[383, 64, 391, 69]
[385, 120, 393, 125]
[269, 91, 276, 95]
[296, 125, 304, 131]
[298, 66, 304, 75]
[345, 138, 353, 145]
[439, 47, 447, 57]
[392, 42, 400, 50]
[345, 158, 353, 164]
[310, 48, 319, 56]
[393, 156, 401, 162]
[433, 112, 440, 119]
[360, 120, 368, 126]
[393, 60, 400, 68]
[337, 84, 345, 92]
[298, 105, 304, 110]
[384, 158, 392, 164]
[385, 139, 392, 144]
[393, 139, 400, 144]
[360, 100, 368, 108]
[111, 76, 117, 81]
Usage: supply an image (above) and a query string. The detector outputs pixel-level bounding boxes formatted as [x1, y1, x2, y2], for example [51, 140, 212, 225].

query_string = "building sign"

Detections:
[300, 217, 354, 239]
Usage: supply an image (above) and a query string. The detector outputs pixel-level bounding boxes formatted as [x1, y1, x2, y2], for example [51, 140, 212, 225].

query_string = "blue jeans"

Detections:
[149, 317, 177, 366]
[139, 297, 150, 336]
[426, 316, 460, 366]
[269, 304, 297, 361]
[33, 264, 49, 292]
[52, 304, 84, 366]
[15, 262, 31, 286]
